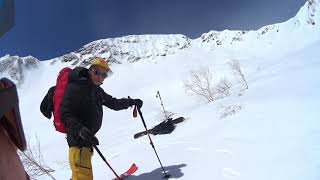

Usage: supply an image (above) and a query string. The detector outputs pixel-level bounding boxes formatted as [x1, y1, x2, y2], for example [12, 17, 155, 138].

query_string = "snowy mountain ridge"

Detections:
[197, 0, 320, 57]
[1, 0, 319, 85]
[57, 0, 320, 66]
[55, 34, 192, 65]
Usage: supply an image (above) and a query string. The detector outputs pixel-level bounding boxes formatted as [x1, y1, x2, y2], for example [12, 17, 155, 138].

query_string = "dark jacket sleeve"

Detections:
[40, 86, 55, 119]
[100, 88, 133, 111]
[59, 84, 84, 135]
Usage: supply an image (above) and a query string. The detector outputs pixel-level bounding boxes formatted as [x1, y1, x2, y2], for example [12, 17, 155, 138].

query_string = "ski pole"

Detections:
[156, 91, 169, 120]
[136, 107, 171, 179]
[93, 145, 121, 180]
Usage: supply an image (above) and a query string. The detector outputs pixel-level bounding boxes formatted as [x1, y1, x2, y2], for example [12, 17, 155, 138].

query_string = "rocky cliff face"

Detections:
[0, 55, 39, 85]
[50, 34, 192, 66]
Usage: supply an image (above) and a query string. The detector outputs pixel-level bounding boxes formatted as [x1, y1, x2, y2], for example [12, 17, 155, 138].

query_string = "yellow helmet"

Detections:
[90, 57, 110, 71]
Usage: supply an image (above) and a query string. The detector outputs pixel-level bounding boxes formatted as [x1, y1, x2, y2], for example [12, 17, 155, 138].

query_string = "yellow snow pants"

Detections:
[69, 147, 93, 180]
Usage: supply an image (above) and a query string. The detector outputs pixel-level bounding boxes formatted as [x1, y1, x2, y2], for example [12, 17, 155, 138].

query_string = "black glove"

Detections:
[78, 127, 99, 146]
[130, 99, 143, 109]
[90, 136, 99, 146]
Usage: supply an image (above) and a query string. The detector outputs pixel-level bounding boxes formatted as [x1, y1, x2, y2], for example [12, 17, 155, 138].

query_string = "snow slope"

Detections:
[19, 39, 320, 180]
[1, 0, 320, 179]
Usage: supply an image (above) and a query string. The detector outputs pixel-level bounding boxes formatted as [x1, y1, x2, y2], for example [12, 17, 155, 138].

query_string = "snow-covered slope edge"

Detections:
[195, 0, 320, 58]
[20, 39, 320, 180]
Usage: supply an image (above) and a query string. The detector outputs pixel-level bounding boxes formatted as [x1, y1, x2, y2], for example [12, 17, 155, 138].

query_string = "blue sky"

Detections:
[0, 0, 306, 60]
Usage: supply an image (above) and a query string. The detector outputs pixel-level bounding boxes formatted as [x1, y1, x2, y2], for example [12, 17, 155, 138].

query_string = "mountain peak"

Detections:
[49, 34, 192, 67]
[0, 55, 39, 85]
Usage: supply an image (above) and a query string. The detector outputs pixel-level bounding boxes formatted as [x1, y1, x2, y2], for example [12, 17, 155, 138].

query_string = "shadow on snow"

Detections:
[128, 164, 187, 180]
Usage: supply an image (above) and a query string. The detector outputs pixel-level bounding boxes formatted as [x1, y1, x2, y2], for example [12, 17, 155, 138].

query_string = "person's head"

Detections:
[88, 57, 111, 86]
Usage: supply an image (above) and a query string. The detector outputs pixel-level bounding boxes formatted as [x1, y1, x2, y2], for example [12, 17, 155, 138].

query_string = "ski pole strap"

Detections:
[133, 106, 137, 118]
[128, 96, 138, 118]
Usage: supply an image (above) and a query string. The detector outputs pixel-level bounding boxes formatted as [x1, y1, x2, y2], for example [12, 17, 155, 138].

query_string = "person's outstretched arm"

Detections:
[100, 88, 143, 111]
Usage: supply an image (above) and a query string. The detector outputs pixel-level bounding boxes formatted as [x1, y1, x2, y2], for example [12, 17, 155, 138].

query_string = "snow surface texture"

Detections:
[1, 0, 320, 179]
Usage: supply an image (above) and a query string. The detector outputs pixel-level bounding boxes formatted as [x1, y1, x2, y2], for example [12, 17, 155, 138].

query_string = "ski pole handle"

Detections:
[128, 96, 138, 118]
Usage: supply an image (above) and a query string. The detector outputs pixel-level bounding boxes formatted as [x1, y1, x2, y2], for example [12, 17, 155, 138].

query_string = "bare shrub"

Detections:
[184, 67, 232, 103]
[154, 110, 176, 123]
[184, 67, 215, 102]
[160, 110, 175, 120]
[18, 136, 56, 180]
[216, 78, 232, 99]
[218, 105, 242, 119]
[229, 60, 248, 90]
